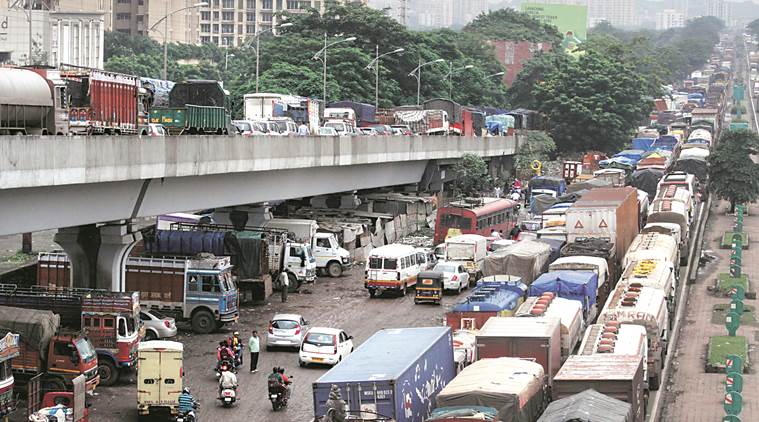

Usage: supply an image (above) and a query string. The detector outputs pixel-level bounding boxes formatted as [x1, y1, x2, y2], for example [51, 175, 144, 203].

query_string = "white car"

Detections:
[140, 309, 177, 340]
[432, 261, 470, 293]
[318, 126, 339, 136]
[267, 314, 310, 350]
[298, 327, 354, 367]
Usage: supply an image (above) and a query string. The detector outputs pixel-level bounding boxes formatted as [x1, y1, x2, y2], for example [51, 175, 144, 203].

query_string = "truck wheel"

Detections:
[368, 289, 376, 298]
[42, 378, 65, 393]
[98, 359, 119, 386]
[327, 262, 343, 278]
[191, 310, 216, 334]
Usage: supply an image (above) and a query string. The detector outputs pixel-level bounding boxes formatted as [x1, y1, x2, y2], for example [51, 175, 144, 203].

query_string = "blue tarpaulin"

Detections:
[631, 138, 655, 151]
[612, 149, 645, 162]
[599, 157, 636, 170]
[651, 136, 678, 151]
[452, 281, 527, 313]
[529, 271, 599, 313]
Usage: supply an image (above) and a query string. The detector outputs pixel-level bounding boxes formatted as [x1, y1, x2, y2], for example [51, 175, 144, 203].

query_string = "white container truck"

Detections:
[264, 219, 352, 277]
[445, 234, 488, 285]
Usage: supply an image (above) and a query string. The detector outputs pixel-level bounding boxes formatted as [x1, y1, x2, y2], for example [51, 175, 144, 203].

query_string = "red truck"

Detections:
[0, 307, 99, 394]
[60, 64, 148, 135]
[28, 373, 89, 422]
[0, 283, 141, 386]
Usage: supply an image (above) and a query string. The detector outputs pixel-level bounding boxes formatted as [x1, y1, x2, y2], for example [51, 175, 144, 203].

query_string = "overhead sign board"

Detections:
[521, 2, 588, 49]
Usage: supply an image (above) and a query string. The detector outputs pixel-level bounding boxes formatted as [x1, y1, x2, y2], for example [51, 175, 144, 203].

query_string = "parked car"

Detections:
[232, 120, 266, 137]
[318, 126, 339, 136]
[146, 123, 167, 137]
[358, 127, 378, 136]
[432, 261, 470, 293]
[140, 308, 177, 340]
[369, 124, 393, 135]
[298, 327, 354, 367]
[267, 313, 310, 350]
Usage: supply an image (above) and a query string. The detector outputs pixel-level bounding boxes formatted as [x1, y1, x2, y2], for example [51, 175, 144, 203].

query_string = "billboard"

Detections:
[521, 3, 588, 49]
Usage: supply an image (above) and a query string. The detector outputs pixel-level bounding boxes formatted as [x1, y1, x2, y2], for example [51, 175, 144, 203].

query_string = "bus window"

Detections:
[442, 214, 474, 230]
[369, 257, 382, 269]
[384, 258, 398, 270]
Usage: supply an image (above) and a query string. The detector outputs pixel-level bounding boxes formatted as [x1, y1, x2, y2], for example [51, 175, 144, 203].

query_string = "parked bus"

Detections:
[434, 198, 519, 244]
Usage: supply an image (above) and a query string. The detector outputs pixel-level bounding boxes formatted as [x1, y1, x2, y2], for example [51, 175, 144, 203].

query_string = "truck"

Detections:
[445, 277, 527, 330]
[137, 340, 183, 418]
[244, 93, 321, 132]
[149, 80, 233, 135]
[0, 67, 69, 136]
[597, 283, 668, 390]
[579, 323, 649, 388]
[125, 255, 239, 334]
[619, 259, 677, 316]
[0, 283, 141, 386]
[60, 65, 147, 135]
[423, 98, 462, 135]
[565, 187, 639, 265]
[482, 240, 552, 285]
[0, 306, 99, 393]
[552, 355, 646, 422]
[549, 256, 611, 313]
[475, 317, 562, 384]
[528, 176, 567, 200]
[538, 389, 634, 422]
[27, 374, 89, 422]
[312, 327, 455, 422]
[324, 107, 357, 135]
[0, 332, 19, 418]
[329, 101, 376, 127]
[445, 234, 488, 284]
[430, 357, 547, 422]
[264, 219, 351, 277]
[142, 224, 317, 299]
[624, 232, 680, 270]
[517, 295, 584, 361]
[394, 109, 449, 135]
[529, 271, 599, 323]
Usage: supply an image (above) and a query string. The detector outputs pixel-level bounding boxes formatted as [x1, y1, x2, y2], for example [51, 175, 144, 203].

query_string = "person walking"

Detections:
[278, 272, 290, 303]
[249, 330, 260, 373]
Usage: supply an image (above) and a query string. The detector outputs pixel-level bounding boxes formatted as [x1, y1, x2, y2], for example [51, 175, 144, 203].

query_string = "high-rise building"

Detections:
[587, 0, 636, 28]
[655, 9, 685, 30]
[368, 0, 488, 28]
[705, 0, 730, 25]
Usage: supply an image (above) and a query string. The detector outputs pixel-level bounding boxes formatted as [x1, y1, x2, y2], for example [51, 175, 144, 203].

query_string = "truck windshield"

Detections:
[117, 316, 137, 338]
[219, 272, 236, 292]
[75, 338, 97, 363]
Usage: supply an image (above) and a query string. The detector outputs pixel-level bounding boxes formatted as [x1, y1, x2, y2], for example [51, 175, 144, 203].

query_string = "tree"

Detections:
[515, 132, 556, 179]
[507, 51, 570, 109]
[463, 8, 562, 46]
[452, 154, 492, 198]
[533, 51, 652, 153]
[709, 130, 759, 212]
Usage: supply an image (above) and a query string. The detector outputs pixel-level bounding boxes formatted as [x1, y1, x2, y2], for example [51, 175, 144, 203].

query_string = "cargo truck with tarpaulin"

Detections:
[429, 358, 547, 422]
[393, 109, 449, 135]
[150, 80, 233, 135]
[549, 256, 611, 312]
[312, 327, 455, 422]
[529, 271, 599, 323]
[552, 355, 646, 422]
[538, 388, 634, 422]
[482, 240, 552, 286]
[0, 332, 19, 417]
[517, 295, 584, 360]
[0, 307, 99, 393]
[445, 276, 526, 330]
[0, 283, 141, 386]
[597, 284, 668, 390]
[475, 317, 562, 384]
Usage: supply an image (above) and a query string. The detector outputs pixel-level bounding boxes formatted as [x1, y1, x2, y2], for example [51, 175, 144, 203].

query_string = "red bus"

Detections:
[434, 198, 520, 244]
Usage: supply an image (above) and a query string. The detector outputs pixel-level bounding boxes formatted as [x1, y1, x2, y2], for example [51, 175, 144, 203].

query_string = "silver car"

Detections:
[266, 313, 310, 350]
[140, 309, 177, 340]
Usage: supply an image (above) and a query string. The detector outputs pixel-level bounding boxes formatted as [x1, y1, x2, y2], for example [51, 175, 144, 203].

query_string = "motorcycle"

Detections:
[176, 402, 199, 422]
[269, 376, 293, 411]
[215, 359, 235, 378]
[218, 386, 237, 408]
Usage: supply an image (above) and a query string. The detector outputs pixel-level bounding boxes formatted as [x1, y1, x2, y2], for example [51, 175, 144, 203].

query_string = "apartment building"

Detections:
[588, 0, 636, 28]
[655, 8, 684, 30]
[705, 0, 730, 25]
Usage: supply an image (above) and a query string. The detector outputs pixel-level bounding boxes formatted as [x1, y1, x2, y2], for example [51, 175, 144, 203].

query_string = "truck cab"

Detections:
[185, 258, 239, 328]
[283, 243, 317, 286]
[313, 233, 351, 277]
[46, 334, 100, 393]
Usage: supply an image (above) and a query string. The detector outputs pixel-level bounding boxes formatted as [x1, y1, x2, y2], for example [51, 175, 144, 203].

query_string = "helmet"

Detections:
[183, 387, 190, 394]
[273, 367, 278, 373]
[233, 331, 240, 336]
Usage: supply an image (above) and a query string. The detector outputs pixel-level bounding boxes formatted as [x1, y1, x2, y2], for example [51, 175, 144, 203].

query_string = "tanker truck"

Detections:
[0, 67, 69, 135]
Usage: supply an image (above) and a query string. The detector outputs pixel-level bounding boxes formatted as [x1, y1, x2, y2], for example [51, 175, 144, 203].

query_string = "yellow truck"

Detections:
[137, 341, 184, 418]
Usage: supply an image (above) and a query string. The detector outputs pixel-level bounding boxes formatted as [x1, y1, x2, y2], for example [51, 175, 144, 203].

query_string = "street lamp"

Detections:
[150, 2, 208, 80]
[408, 58, 445, 106]
[486, 71, 505, 78]
[366, 47, 404, 109]
[224, 52, 235, 72]
[313, 34, 357, 103]
[244, 22, 293, 93]
[446, 63, 474, 99]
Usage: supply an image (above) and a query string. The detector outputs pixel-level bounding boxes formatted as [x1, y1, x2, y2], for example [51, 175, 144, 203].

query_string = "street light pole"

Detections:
[246, 22, 292, 93]
[225, 51, 235, 72]
[150, 2, 208, 81]
[408, 58, 445, 106]
[312, 34, 356, 104]
[446, 63, 474, 100]
[366, 46, 404, 109]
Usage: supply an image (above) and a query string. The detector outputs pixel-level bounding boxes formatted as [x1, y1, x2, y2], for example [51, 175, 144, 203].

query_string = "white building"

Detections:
[0, 4, 104, 68]
[705, 0, 730, 24]
[655, 9, 685, 30]
[588, 0, 637, 28]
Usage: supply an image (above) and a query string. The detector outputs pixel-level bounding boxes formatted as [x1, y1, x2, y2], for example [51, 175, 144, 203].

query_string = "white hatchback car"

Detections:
[298, 327, 354, 367]
[267, 314, 310, 350]
[432, 261, 470, 293]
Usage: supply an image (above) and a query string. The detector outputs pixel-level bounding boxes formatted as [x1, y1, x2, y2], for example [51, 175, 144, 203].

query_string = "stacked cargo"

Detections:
[516, 295, 584, 360]
[445, 277, 527, 330]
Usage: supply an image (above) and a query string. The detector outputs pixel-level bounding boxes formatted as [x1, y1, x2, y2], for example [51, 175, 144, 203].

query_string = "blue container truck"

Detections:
[312, 327, 456, 422]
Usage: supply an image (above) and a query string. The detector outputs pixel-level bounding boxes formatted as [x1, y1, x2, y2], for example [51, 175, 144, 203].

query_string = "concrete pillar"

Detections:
[96, 221, 142, 292]
[54, 224, 100, 288]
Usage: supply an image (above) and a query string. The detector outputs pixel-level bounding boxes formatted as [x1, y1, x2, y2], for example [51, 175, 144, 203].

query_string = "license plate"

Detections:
[224, 397, 231, 402]
[270, 394, 277, 399]
[312, 357, 324, 362]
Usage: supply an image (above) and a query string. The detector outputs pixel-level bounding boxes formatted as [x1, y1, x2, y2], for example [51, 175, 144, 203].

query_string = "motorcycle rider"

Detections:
[217, 340, 235, 369]
[229, 332, 243, 366]
[178, 387, 197, 417]
[268, 367, 289, 403]
[218, 366, 238, 397]
[278, 367, 292, 399]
